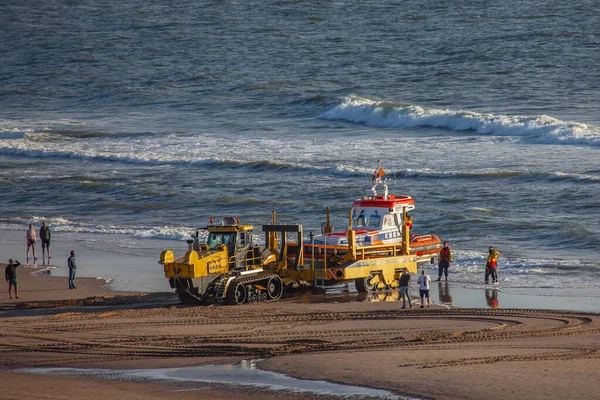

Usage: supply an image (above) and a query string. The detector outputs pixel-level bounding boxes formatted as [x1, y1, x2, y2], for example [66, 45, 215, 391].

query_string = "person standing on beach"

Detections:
[398, 268, 412, 309]
[485, 246, 500, 284]
[417, 269, 431, 308]
[68, 250, 77, 289]
[39, 221, 51, 261]
[437, 241, 453, 281]
[5, 258, 20, 299]
[26, 224, 37, 263]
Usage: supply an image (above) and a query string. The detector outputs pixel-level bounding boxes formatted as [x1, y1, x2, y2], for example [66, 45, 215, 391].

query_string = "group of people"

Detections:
[436, 242, 500, 284]
[397, 242, 501, 309]
[398, 268, 432, 309]
[25, 221, 52, 263]
[5, 251, 78, 299]
[5, 221, 80, 299]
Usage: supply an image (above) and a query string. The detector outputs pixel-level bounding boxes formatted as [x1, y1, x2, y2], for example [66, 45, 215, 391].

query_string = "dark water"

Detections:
[1, 1, 599, 292]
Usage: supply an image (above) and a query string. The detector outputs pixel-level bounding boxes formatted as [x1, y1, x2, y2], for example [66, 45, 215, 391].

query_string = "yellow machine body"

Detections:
[160, 224, 258, 280]
[161, 248, 229, 279]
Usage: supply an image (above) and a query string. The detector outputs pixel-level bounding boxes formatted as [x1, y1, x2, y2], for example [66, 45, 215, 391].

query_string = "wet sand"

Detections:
[1, 264, 600, 399]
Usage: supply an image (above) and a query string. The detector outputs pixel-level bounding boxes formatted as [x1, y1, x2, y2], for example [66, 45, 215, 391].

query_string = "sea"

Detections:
[1, 1, 599, 300]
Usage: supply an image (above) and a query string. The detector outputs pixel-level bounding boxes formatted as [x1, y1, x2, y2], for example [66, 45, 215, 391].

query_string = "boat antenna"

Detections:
[367, 160, 388, 199]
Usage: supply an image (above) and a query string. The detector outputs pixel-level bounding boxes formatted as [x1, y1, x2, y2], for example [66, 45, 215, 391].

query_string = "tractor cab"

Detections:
[202, 217, 256, 268]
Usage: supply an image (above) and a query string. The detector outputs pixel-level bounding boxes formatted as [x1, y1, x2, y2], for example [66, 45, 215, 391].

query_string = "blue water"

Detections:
[1, 1, 599, 294]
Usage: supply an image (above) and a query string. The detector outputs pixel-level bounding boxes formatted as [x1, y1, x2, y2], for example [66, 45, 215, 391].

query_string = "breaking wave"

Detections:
[320, 95, 600, 146]
[1, 138, 598, 185]
[0, 217, 192, 242]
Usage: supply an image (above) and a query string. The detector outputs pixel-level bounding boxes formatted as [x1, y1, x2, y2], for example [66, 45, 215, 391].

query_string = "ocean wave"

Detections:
[1, 118, 173, 142]
[0, 218, 193, 242]
[0, 139, 372, 178]
[0, 217, 278, 247]
[389, 168, 599, 185]
[319, 95, 600, 146]
[1, 122, 598, 186]
[550, 171, 600, 183]
[0, 120, 32, 140]
[2, 137, 597, 186]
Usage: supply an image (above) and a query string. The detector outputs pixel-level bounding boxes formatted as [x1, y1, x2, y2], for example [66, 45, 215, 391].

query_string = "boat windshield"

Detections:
[368, 215, 381, 229]
[354, 209, 367, 228]
[207, 232, 236, 251]
[356, 215, 366, 227]
[354, 211, 382, 230]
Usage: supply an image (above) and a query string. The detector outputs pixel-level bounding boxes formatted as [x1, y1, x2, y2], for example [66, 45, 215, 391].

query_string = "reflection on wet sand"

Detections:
[438, 281, 453, 305]
[485, 288, 500, 308]
[285, 287, 413, 304]
[285, 282, 459, 307]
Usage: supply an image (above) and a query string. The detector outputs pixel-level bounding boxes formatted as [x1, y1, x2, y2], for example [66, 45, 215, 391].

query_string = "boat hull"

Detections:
[288, 233, 442, 266]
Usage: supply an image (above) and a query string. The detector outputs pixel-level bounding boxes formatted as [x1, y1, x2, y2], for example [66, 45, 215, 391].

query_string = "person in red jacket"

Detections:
[485, 246, 500, 284]
[437, 242, 453, 281]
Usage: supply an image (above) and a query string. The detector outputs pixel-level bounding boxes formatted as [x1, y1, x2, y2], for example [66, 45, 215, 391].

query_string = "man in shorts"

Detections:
[5, 258, 21, 299]
[417, 269, 431, 308]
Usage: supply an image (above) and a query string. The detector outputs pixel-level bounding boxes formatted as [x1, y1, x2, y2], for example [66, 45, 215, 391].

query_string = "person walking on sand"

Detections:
[417, 269, 431, 308]
[485, 246, 500, 284]
[398, 268, 412, 309]
[26, 224, 37, 263]
[68, 250, 77, 289]
[40, 221, 51, 260]
[437, 241, 453, 281]
[5, 258, 20, 299]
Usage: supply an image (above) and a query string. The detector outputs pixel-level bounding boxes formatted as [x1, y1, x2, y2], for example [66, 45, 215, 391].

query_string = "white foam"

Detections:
[551, 171, 600, 182]
[0, 219, 192, 242]
[320, 95, 600, 146]
[0, 130, 375, 180]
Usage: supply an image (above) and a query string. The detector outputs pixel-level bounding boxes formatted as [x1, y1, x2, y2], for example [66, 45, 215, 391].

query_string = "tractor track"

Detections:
[1, 305, 598, 368]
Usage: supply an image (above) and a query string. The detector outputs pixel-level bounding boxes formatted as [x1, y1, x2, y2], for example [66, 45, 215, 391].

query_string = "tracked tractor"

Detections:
[159, 217, 283, 305]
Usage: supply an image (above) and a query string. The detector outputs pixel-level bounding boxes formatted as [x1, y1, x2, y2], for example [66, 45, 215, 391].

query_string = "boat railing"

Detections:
[229, 253, 263, 271]
[410, 234, 433, 243]
[354, 243, 403, 258]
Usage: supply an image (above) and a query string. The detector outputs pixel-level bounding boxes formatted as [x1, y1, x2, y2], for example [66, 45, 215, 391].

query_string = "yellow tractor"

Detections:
[159, 217, 283, 305]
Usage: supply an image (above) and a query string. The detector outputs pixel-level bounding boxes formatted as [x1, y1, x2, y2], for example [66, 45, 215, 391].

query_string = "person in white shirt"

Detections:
[417, 269, 431, 308]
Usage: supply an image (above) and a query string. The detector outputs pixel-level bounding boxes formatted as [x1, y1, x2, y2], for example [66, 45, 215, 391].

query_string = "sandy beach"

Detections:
[1, 264, 599, 400]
